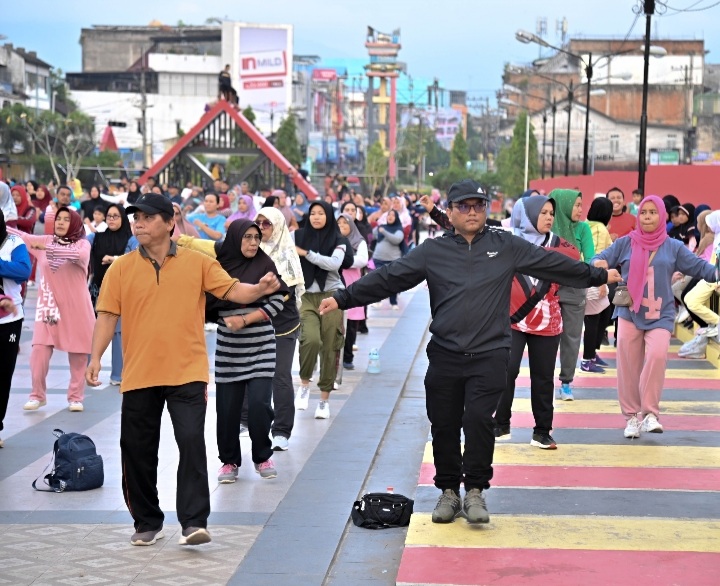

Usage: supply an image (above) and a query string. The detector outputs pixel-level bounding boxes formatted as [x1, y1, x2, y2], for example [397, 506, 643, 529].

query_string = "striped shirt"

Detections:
[214, 292, 285, 383]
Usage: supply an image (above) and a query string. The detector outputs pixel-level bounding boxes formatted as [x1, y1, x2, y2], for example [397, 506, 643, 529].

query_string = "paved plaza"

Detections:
[1, 285, 719, 585]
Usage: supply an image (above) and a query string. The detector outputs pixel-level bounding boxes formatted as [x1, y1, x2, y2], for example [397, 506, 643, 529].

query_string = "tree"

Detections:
[450, 127, 470, 170]
[495, 111, 539, 198]
[242, 105, 257, 127]
[365, 141, 388, 195]
[274, 113, 301, 167]
[19, 109, 96, 183]
[0, 103, 32, 155]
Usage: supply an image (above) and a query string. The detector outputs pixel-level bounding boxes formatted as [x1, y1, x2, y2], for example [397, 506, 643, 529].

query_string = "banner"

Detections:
[223, 23, 293, 134]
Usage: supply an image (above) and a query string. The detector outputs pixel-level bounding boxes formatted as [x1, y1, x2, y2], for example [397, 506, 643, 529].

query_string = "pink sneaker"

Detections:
[218, 463, 238, 483]
[254, 459, 277, 479]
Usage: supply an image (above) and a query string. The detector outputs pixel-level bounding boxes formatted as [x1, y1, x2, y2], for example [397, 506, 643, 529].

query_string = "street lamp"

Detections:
[515, 29, 665, 175]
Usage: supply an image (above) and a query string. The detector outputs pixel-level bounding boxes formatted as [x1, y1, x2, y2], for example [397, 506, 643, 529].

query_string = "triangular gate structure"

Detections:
[138, 101, 317, 197]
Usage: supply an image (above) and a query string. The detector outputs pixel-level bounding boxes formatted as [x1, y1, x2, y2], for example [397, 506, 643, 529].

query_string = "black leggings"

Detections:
[0, 319, 23, 433]
[495, 329, 560, 435]
[680, 278, 708, 328]
[583, 304, 614, 359]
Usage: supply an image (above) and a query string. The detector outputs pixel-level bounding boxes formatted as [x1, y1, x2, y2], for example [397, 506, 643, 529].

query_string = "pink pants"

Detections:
[30, 345, 86, 403]
[616, 318, 671, 420]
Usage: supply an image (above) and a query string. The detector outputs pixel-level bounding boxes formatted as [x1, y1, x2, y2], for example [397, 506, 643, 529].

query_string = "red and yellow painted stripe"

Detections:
[398, 340, 720, 585]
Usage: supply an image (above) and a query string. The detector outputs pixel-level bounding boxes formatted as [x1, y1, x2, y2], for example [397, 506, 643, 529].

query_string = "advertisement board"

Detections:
[222, 22, 293, 135]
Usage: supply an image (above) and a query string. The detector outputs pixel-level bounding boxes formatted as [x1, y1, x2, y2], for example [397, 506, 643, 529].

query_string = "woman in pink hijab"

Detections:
[592, 195, 717, 438]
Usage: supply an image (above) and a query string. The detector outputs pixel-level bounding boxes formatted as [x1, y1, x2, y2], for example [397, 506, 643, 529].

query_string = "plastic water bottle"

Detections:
[368, 348, 381, 374]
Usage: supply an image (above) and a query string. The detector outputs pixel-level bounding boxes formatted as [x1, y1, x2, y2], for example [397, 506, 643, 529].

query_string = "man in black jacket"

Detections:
[319, 179, 621, 525]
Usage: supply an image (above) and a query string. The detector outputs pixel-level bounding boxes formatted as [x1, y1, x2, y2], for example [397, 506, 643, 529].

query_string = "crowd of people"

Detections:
[0, 171, 718, 539]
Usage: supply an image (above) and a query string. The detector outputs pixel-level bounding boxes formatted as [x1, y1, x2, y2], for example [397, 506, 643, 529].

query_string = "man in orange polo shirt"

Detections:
[85, 193, 279, 547]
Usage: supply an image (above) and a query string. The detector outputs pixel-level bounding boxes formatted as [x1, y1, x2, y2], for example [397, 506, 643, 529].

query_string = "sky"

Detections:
[2, 0, 720, 104]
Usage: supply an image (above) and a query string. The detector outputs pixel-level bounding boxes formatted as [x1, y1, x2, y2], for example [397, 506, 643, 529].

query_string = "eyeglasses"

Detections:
[242, 234, 262, 241]
[257, 220, 273, 229]
[106, 214, 121, 220]
[453, 201, 487, 214]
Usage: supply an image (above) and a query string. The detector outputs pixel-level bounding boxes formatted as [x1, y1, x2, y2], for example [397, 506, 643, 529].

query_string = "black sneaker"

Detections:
[343, 361, 355, 370]
[431, 489, 462, 523]
[530, 433, 557, 450]
[493, 425, 511, 440]
[463, 488, 490, 524]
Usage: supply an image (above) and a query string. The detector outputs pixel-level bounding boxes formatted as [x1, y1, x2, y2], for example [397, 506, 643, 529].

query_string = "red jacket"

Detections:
[510, 235, 580, 336]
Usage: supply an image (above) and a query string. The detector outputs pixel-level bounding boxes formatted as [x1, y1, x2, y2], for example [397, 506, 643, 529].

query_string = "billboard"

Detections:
[222, 22, 293, 135]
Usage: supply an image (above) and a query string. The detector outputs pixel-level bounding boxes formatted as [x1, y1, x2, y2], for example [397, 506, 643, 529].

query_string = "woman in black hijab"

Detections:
[668, 203, 696, 247]
[207, 219, 288, 482]
[294, 200, 348, 419]
[125, 180, 142, 205]
[88, 203, 138, 384]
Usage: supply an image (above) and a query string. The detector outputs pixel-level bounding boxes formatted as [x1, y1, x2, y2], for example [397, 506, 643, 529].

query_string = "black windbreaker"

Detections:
[333, 227, 608, 355]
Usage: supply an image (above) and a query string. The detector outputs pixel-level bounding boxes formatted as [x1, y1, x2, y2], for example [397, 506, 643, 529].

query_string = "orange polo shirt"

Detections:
[97, 241, 238, 392]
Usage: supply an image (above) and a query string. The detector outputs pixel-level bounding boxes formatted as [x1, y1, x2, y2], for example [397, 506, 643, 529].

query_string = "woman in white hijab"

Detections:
[255, 206, 305, 451]
[0, 183, 18, 228]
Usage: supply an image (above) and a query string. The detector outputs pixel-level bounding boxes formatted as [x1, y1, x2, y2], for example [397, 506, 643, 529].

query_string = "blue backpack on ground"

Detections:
[32, 429, 104, 493]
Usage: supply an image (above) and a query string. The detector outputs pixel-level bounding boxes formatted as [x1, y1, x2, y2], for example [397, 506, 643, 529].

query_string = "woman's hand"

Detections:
[671, 271, 684, 284]
[0, 297, 18, 316]
[295, 246, 308, 257]
[101, 255, 115, 265]
[223, 315, 245, 332]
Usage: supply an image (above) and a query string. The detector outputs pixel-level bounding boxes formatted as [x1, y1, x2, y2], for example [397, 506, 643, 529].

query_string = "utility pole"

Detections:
[416, 115, 423, 191]
[638, 0, 656, 193]
[140, 45, 148, 169]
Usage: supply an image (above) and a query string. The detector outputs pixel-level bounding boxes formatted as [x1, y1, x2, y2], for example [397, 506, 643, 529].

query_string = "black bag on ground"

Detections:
[351, 492, 414, 529]
[32, 429, 104, 492]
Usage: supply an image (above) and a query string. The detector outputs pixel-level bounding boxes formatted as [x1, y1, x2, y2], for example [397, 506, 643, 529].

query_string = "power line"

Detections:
[663, 0, 720, 13]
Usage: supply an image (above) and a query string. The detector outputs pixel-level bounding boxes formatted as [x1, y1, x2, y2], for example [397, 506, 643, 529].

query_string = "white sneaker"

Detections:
[23, 399, 46, 411]
[295, 385, 309, 410]
[239, 424, 249, 437]
[624, 415, 641, 438]
[641, 413, 664, 433]
[675, 306, 690, 323]
[204, 323, 218, 332]
[271, 436, 289, 451]
[678, 335, 706, 356]
[352, 344, 359, 351]
[314, 400, 330, 419]
[68, 402, 84, 412]
[696, 325, 719, 338]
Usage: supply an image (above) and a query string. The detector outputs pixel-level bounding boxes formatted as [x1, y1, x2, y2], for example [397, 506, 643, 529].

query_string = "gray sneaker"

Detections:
[130, 526, 165, 546]
[463, 488, 490, 524]
[178, 526, 211, 546]
[431, 489, 462, 523]
[254, 458, 277, 479]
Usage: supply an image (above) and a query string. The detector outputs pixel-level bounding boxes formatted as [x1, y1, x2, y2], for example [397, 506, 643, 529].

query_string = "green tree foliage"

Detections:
[450, 127, 470, 170]
[365, 141, 388, 194]
[0, 103, 32, 154]
[396, 122, 450, 185]
[274, 113, 302, 167]
[242, 106, 257, 127]
[496, 111, 539, 198]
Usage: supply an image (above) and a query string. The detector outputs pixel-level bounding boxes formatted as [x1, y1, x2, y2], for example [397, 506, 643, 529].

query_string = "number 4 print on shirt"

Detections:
[641, 266, 662, 320]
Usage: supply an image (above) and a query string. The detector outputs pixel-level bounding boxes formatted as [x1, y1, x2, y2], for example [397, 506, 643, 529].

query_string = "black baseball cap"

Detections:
[126, 193, 174, 217]
[447, 179, 490, 204]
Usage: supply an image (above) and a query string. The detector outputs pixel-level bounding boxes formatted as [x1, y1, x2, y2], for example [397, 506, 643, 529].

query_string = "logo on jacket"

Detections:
[487, 251, 498, 258]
